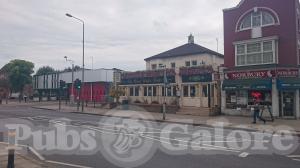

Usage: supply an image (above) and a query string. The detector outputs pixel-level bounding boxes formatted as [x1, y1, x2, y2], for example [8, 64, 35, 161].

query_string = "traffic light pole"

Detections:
[59, 88, 61, 111]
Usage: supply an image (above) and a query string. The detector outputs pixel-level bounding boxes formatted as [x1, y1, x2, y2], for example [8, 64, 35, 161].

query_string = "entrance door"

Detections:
[281, 91, 295, 117]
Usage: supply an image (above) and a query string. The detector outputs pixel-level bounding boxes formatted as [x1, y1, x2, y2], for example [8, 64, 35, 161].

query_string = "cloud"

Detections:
[0, 0, 240, 72]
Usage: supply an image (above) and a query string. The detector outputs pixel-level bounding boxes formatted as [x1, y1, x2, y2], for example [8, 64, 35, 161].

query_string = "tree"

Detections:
[109, 86, 124, 103]
[36, 66, 55, 75]
[0, 71, 10, 103]
[1, 59, 34, 94]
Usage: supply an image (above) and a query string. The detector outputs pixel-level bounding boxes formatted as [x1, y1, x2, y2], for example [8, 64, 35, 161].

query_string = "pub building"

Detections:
[120, 35, 224, 115]
[221, 0, 300, 119]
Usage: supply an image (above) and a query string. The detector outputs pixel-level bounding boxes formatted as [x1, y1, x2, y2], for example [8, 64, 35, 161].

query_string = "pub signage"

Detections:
[225, 69, 299, 80]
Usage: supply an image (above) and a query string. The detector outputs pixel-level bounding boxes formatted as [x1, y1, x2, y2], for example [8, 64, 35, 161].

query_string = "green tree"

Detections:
[1, 59, 34, 94]
[36, 66, 55, 75]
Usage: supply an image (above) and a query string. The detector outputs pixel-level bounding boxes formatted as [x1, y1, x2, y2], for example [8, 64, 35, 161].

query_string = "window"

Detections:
[235, 40, 275, 66]
[167, 87, 172, 97]
[134, 87, 139, 96]
[144, 87, 147, 96]
[153, 86, 157, 96]
[130, 87, 134, 96]
[148, 87, 152, 96]
[171, 62, 176, 69]
[202, 85, 208, 97]
[185, 61, 191, 67]
[239, 11, 275, 30]
[173, 87, 177, 97]
[190, 85, 196, 97]
[183, 86, 189, 97]
[151, 64, 157, 70]
[192, 60, 197, 66]
[158, 64, 163, 69]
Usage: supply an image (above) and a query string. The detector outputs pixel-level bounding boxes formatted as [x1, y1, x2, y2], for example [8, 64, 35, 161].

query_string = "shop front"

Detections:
[221, 68, 300, 118]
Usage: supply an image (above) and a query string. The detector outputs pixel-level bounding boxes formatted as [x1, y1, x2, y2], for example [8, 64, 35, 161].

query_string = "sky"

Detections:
[0, 0, 240, 72]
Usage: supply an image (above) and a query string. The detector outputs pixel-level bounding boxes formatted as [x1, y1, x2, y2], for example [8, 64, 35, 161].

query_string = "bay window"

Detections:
[236, 40, 276, 66]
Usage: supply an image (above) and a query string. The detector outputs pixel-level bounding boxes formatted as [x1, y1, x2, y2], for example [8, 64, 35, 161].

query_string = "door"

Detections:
[281, 91, 295, 117]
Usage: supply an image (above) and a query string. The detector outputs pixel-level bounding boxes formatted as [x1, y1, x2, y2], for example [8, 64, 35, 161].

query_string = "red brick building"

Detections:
[222, 0, 300, 119]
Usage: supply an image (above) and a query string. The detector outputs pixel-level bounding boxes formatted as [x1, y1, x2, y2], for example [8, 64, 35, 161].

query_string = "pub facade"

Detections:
[120, 35, 224, 112]
[222, 0, 300, 119]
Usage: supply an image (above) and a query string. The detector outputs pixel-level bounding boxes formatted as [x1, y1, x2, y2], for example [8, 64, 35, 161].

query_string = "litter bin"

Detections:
[122, 100, 129, 110]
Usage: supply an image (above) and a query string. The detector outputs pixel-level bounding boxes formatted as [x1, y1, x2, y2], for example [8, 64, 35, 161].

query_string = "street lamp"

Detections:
[159, 64, 167, 120]
[64, 56, 75, 104]
[66, 13, 85, 112]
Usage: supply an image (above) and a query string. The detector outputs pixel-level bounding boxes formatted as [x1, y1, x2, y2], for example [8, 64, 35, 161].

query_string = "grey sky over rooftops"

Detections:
[0, 0, 240, 72]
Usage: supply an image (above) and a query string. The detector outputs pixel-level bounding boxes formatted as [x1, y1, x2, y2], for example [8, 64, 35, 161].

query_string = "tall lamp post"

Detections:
[64, 56, 75, 104]
[159, 64, 167, 120]
[66, 13, 85, 112]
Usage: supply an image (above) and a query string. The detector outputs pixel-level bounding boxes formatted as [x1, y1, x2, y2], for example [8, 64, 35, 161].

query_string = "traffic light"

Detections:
[74, 79, 82, 90]
[59, 80, 66, 89]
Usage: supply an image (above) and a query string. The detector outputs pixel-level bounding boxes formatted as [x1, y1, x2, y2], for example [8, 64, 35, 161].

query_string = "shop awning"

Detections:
[222, 79, 272, 90]
[277, 78, 300, 90]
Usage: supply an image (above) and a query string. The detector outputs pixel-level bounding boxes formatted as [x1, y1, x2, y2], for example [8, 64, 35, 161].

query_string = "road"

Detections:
[0, 105, 299, 168]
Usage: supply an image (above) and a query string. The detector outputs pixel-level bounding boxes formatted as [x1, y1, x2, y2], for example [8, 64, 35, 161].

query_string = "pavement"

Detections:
[0, 143, 45, 168]
[28, 101, 300, 136]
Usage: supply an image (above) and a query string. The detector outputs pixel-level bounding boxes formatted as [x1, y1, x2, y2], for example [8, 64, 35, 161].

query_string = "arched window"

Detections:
[239, 11, 275, 30]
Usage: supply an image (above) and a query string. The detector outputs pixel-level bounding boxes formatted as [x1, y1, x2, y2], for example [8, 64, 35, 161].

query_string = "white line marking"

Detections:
[46, 160, 93, 168]
[239, 152, 249, 158]
[292, 159, 300, 162]
[288, 155, 300, 158]
[27, 146, 45, 161]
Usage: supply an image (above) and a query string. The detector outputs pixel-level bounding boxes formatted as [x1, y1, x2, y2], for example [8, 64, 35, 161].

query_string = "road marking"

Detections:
[288, 155, 300, 158]
[292, 159, 300, 162]
[239, 152, 249, 158]
[46, 160, 93, 168]
[27, 146, 45, 161]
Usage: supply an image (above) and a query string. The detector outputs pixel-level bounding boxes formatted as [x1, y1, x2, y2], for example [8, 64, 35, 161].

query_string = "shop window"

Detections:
[173, 86, 177, 97]
[153, 86, 157, 96]
[202, 85, 208, 97]
[148, 87, 153, 96]
[130, 87, 134, 96]
[183, 86, 189, 97]
[134, 87, 139, 96]
[226, 91, 237, 109]
[167, 87, 172, 97]
[190, 85, 196, 97]
[162, 86, 165, 96]
[144, 87, 147, 96]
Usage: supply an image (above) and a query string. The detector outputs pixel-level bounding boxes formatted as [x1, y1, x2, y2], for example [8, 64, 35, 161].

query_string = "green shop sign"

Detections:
[182, 73, 212, 83]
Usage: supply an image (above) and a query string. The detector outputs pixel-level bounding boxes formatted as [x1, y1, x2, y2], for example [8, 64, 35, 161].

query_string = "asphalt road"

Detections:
[0, 106, 299, 168]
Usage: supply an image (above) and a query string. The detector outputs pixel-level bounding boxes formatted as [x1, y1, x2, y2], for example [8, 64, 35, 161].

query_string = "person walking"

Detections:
[252, 98, 266, 124]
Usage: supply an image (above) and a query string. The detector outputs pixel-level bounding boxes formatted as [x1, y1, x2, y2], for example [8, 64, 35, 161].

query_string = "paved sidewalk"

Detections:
[32, 103, 300, 136]
[0, 143, 45, 168]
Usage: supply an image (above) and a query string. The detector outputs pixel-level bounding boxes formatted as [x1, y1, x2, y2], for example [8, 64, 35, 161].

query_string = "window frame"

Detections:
[239, 11, 276, 31]
[185, 61, 191, 67]
[235, 39, 276, 66]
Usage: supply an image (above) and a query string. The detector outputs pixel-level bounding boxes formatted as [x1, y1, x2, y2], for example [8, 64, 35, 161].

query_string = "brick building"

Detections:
[222, 0, 300, 119]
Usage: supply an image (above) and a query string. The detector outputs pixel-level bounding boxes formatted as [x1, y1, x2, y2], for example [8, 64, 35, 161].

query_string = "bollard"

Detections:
[7, 149, 15, 168]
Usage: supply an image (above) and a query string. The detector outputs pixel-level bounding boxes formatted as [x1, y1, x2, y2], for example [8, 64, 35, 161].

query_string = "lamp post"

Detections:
[64, 56, 75, 104]
[159, 64, 167, 120]
[66, 13, 85, 112]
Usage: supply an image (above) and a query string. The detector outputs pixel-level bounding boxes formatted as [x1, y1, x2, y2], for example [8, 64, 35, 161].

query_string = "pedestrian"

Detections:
[252, 98, 266, 124]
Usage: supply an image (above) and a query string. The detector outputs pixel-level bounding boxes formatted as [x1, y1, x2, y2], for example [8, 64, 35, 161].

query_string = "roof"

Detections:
[144, 42, 224, 61]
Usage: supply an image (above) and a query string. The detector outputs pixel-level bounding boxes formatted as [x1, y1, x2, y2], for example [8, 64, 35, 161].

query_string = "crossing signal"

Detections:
[59, 80, 66, 89]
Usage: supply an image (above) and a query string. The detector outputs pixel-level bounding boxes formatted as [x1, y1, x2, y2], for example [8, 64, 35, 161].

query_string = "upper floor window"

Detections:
[171, 62, 176, 69]
[192, 60, 197, 66]
[240, 11, 275, 30]
[235, 40, 276, 66]
[151, 64, 157, 70]
[185, 61, 191, 67]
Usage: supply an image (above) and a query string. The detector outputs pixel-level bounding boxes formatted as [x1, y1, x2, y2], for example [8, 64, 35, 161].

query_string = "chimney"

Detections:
[188, 34, 194, 44]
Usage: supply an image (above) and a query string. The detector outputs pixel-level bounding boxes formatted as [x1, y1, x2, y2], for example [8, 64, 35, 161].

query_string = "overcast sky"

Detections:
[0, 0, 240, 72]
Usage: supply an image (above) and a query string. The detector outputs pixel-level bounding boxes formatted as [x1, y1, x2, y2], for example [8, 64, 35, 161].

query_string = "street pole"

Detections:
[66, 13, 85, 112]
[64, 56, 75, 104]
[163, 65, 167, 120]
